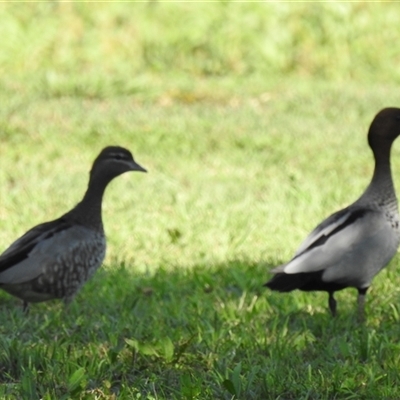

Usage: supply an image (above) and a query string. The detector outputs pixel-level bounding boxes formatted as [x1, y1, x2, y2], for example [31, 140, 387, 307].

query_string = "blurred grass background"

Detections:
[1, 2, 400, 89]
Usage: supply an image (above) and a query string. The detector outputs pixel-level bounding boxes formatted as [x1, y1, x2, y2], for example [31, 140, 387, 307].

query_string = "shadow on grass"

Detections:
[1, 259, 400, 399]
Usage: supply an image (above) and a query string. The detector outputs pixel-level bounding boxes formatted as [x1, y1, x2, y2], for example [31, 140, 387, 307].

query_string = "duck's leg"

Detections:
[22, 301, 29, 313]
[328, 291, 337, 317]
[357, 287, 368, 322]
[63, 295, 75, 309]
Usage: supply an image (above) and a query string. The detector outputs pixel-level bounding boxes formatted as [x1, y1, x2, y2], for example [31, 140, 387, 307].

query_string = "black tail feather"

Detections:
[264, 272, 314, 292]
[264, 271, 346, 293]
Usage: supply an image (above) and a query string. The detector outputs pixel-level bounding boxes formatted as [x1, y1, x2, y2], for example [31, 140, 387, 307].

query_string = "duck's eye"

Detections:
[114, 154, 124, 160]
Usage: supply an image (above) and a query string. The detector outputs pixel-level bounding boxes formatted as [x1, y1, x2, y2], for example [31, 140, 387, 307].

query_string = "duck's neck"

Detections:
[66, 175, 111, 231]
[360, 142, 398, 211]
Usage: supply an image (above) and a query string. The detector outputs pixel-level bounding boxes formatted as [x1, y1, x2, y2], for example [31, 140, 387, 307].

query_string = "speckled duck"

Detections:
[0, 146, 146, 310]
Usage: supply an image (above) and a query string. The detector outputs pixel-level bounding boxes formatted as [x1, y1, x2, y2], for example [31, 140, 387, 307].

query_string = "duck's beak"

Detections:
[130, 160, 147, 173]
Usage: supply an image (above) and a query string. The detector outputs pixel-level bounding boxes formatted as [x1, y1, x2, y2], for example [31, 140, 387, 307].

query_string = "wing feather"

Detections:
[273, 208, 384, 275]
[0, 218, 72, 274]
[0, 224, 100, 285]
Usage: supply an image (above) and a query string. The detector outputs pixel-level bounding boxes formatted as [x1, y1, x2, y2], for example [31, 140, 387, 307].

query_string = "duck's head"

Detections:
[368, 108, 400, 149]
[90, 146, 147, 182]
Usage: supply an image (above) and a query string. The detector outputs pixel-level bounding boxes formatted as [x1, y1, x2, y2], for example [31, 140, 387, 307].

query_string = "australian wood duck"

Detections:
[265, 108, 400, 318]
[0, 146, 146, 310]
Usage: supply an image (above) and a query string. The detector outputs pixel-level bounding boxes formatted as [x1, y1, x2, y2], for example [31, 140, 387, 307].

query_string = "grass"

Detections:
[2, 3, 400, 399]
[1, 2, 400, 85]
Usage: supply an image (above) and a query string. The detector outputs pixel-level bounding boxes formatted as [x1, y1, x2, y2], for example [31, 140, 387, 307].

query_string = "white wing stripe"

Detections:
[294, 211, 352, 257]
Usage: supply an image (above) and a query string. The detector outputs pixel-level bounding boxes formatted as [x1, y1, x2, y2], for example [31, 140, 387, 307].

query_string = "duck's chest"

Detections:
[38, 231, 107, 297]
[63, 232, 106, 281]
[384, 210, 400, 243]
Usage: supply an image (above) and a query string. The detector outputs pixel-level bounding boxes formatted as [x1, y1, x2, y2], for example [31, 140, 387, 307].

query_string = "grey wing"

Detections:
[0, 218, 71, 273]
[293, 207, 354, 258]
[0, 222, 102, 285]
[272, 207, 389, 275]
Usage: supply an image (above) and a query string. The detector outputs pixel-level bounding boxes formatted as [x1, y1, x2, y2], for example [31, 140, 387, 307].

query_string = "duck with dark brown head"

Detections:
[265, 108, 400, 320]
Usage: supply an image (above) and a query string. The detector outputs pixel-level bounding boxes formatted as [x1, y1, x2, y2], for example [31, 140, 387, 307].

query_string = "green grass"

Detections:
[1, 2, 400, 86]
[2, 3, 400, 399]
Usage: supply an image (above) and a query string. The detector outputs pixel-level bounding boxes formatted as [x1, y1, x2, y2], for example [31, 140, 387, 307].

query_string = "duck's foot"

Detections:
[22, 301, 29, 314]
[328, 292, 337, 317]
[357, 287, 368, 322]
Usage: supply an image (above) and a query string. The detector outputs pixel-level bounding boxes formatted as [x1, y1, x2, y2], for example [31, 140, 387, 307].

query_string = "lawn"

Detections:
[1, 3, 400, 399]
